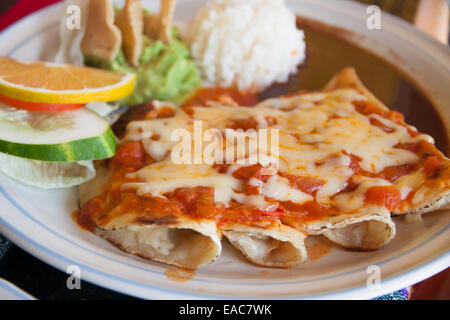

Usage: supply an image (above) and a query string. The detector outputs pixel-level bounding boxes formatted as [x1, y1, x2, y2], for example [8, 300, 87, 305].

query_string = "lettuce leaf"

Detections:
[0, 153, 95, 189]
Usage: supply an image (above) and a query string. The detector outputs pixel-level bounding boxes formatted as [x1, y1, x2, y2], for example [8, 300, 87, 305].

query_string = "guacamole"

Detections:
[85, 35, 201, 106]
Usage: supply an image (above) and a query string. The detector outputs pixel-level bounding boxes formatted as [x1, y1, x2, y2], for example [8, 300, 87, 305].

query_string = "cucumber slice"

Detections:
[0, 105, 117, 161]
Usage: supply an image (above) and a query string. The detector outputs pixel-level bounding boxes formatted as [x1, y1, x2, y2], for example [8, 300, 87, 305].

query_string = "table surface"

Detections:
[0, 0, 448, 300]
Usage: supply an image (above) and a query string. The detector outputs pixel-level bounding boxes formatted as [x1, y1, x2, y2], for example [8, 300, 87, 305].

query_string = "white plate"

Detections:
[0, 278, 35, 300]
[0, 0, 449, 299]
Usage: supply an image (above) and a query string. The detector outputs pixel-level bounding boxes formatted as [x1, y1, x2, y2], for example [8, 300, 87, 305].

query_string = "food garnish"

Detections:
[0, 57, 136, 104]
[0, 56, 135, 187]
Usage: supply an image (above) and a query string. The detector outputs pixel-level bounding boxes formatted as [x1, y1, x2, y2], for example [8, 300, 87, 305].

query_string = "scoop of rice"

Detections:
[186, 0, 306, 91]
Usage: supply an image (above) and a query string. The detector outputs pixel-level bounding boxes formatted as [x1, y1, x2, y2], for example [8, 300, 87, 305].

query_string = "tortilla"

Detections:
[324, 67, 389, 111]
[221, 223, 307, 268]
[78, 163, 221, 270]
[326, 68, 450, 217]
[315, 68, 450, 248]
[302, 205, 396, 250]
[95, 217, 221, 270]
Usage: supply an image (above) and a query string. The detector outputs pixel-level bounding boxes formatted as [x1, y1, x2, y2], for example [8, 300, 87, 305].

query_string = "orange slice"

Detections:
[0, 57, 136, 104]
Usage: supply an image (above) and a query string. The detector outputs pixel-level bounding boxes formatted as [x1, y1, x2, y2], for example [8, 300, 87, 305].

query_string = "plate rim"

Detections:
[0, 278, 35, 300]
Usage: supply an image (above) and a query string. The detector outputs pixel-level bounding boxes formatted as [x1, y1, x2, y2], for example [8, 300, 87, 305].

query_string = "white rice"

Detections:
[186, 0, 306, 91]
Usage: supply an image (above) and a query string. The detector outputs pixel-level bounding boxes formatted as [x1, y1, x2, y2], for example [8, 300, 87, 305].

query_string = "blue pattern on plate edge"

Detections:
[373, 288, 410, 300]
[0, 234, 11, 259]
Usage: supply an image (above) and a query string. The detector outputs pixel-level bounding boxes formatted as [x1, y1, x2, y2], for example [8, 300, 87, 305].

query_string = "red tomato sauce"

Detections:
[365, 186, 401, 211]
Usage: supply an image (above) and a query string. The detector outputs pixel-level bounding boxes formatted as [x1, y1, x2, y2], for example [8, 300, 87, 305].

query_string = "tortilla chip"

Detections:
[115, 0, 143, 67]
[159, 0, 176, 43]
[81, 0, 122, 61]
[143, 0, 176, 43]
[143, 13, 161, 40]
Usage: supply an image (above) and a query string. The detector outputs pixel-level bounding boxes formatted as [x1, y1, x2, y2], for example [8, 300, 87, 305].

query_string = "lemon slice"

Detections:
[0, 57, 136, 104]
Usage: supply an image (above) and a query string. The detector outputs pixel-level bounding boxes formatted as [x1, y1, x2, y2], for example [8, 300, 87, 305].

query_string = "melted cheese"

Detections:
[120, 89, 434, 211]
[315, 154, 354, 204]
[124, 112, 192, 161]
[252, 175, 313, 203]
[334, 176, 392, 212]
[394, 169, 426, 200]
[123, 161, 242, 203]
[231, 193, 278, 211]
